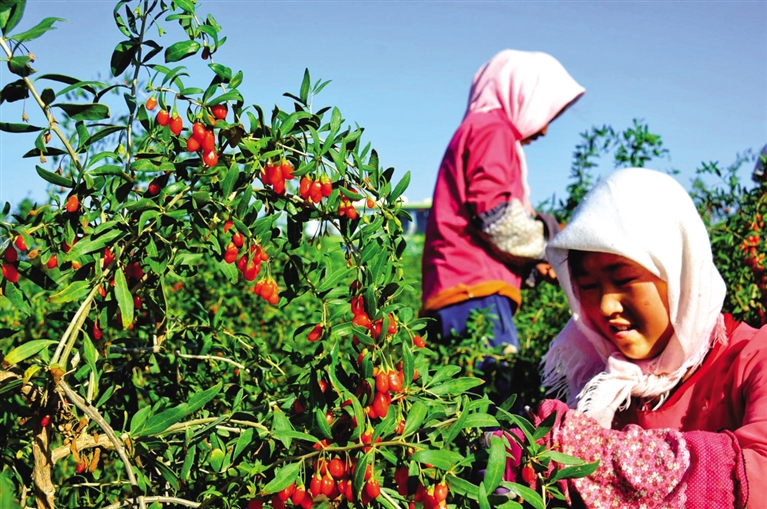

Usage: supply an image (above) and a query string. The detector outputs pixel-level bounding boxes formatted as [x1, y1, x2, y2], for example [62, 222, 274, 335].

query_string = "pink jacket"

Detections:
[421, 109, 526, 311]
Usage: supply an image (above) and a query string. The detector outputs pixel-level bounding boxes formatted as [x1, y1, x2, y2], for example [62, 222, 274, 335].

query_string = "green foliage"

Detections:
[0, 2, 762, 509]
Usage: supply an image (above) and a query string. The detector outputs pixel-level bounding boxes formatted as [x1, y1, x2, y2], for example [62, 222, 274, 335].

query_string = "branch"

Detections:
[174, 351, 247, 371]
[51, 432, 115, 463]
[0, 36, 83, 172]
[102, 496, 200, 509]
[57, 380, 146, 509]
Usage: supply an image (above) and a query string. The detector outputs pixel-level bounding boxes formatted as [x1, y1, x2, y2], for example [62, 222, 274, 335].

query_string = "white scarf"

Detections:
[465, 49, 585, 214]
[541, 168, 727, 428]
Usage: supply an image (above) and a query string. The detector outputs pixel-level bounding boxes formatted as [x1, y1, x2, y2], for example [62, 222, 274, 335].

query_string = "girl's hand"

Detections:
[536, 262, 558, 283]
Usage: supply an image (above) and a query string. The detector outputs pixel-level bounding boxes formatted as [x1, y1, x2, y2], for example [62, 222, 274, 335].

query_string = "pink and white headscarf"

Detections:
[541, 168, 727, 428]
[465, 49, 585, 213]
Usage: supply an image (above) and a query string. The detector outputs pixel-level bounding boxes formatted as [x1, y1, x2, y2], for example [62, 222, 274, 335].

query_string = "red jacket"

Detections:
[614, 317, 767, 499]
[421, 109, 526, 312]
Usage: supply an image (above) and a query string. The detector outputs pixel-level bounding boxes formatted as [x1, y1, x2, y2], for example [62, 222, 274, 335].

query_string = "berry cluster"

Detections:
[261, 160, 295, 195]
[220, 220, 279, 304]
[298, 175, 332, 203]
[148, 97, 228, 168]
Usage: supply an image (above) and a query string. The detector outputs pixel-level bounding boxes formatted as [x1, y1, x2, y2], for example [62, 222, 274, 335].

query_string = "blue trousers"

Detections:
[428, 293, 520, 350]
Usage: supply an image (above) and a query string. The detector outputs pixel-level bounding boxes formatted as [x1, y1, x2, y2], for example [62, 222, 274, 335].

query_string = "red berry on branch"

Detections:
[147, 178, 162, 196]
[65, 195, 79, 213]
[145, 96, 157, 111]
[156, 109, 170, 126]
[46, 254, 58, 269]
[15, 235, 28, 252]
[202, 150, 219, 167]
[364, 479, 381, 499]
[413, 335, 426, 348]
[211, 103, 228, 120]
[4, 247, 18, 263]
[521, 464, 536, 485]
[192, 122, 207, 142]
[40, 415, 50, 427]
[186, 136, 201, 152]
[169, 115, 183, 136]
[307, 324, 323, 342]
[202, 130, 216, 152]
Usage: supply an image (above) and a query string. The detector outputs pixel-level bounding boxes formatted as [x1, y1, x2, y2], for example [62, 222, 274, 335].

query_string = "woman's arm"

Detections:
[536, 400, 749, 509]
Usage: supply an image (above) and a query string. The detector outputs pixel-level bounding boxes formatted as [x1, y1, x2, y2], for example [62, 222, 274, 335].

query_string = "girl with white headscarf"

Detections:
[421, 50, 584, 363]
[510, 168, 767, 507]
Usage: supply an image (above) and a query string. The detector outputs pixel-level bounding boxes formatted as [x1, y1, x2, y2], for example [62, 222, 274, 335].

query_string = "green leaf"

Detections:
[410, 450, 464, 471]
[68, 228, 124, 257]
[113, 266, 134, 329]
[164, 40, 200, 62]
[185, 381, 222, 414]
[0, 122, 43, 133]
[52, 103, 110, 121]
[429, 377, 484, 396]
[550, 461, 600, 482]
[430, 365, 461, 385]
[478, 481, 491, 509]
[180, 444, 196, 481]
[209, 448, 225, 472]
[35, 165, 73, 188]
[9, 16, 65, 42]
[483, 436, 505, 493]
[389, 171, 410, 202]
[329, 106, 341, 135]
[129, 406, 152, 436]
[299, 68, 310, 104]
[111, 40, 137, 77]
[0, 0, 26, 36]
[3, 340, 56, 365]
[316, 266, 352, 293]
[538, 450, 587, 465]
[138, 382, 222, 437]
[352, 452, 372, 498]
[339, 187, 363, 201]
[48, 280, 91, 304]
[502, 482, 544, 509]
[208, 63, 231, 81]
[40, 88, 55, 105]
[532, 408, 557, 441]
[314, 407, 333, 439]
[174, 0, 195, 13]
[445, 475, 479, 499]
[402, 401, 427, 436]
[462, 414, 500, 429]
[0, 79, 28, 103]
[8, 55, 34, 76]
[3, 278, 31, 314]
[262, 462, 301, 495]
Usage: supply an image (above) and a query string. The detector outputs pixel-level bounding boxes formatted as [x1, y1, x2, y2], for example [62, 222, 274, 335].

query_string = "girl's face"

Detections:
[570, 251, 674, 360]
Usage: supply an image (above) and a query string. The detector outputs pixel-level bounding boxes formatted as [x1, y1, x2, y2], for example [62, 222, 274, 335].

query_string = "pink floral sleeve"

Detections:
[537, 400, 749, 509]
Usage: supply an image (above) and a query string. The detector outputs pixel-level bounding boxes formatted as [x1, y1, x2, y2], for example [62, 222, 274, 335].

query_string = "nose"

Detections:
[599, 291, 622, 317]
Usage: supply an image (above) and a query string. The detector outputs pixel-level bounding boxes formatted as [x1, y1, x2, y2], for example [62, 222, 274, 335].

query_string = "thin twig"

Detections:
[102, 496, 200, 509]
[58, 380, 146, 509]
[174, 351, 247, 370]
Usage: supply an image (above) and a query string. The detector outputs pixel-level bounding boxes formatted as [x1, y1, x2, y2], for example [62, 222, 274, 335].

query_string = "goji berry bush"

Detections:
[1, 2, 763, 509]
[0, 1, 595, 509]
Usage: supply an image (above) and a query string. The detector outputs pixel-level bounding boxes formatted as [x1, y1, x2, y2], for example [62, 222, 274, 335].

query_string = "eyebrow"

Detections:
[571, 261, 631, 278]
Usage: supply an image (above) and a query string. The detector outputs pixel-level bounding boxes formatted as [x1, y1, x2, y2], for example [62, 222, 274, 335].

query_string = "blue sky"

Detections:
[1, 0, 765, 209]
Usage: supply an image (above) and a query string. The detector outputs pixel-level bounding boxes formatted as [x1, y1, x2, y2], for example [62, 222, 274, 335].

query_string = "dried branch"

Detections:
[57, 380, 146, 509]
[102, 496, 201, 509]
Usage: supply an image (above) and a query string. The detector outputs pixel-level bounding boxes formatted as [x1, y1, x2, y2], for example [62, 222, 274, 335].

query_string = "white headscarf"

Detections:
[465, 49, 585, 213]
[541, 168, 727, 428]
